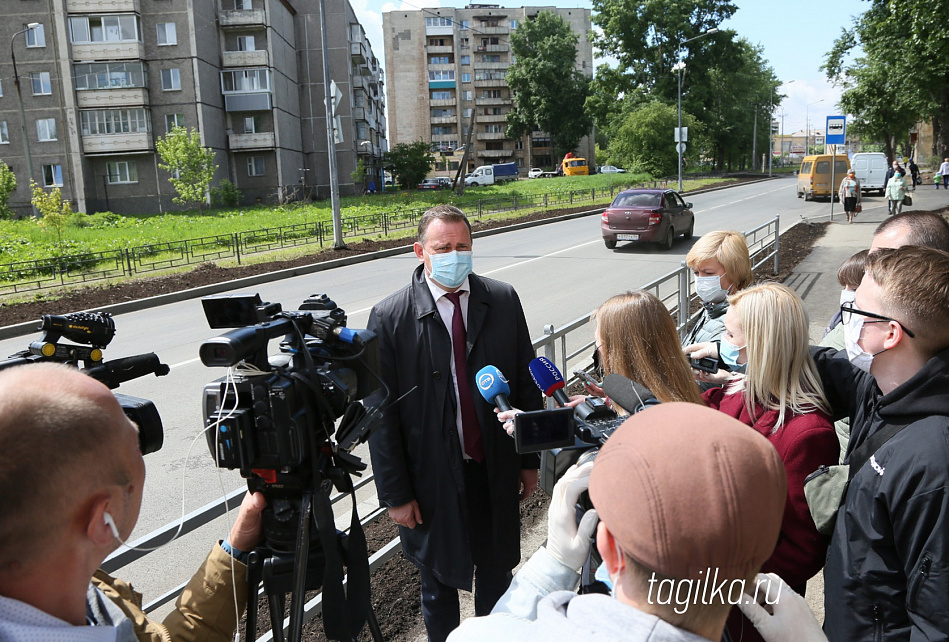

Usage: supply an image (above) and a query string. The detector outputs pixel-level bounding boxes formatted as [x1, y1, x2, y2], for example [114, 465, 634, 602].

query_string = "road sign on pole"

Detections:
[826, 116, 846, 145]
[676, 142, 687, 154]
[674, 127, 688, 142]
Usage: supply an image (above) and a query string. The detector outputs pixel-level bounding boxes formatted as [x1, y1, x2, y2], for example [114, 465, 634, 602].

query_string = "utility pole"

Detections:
[318, 0, 344, 249]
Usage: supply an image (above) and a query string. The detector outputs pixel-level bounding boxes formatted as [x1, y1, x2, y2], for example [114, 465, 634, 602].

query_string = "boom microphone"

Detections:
[475, 365, 513, 412]
[602, 374, 657, 415]
[528, 357, 571, 407]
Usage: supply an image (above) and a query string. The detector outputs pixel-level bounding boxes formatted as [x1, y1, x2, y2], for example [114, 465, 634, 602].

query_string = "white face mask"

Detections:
[839, 289, 856, 307]
[696, 275, 728, 304]
[844, 312, 884, 373]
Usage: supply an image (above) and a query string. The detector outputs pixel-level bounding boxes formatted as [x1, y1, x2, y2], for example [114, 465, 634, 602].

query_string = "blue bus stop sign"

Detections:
[826, 116, 846, 145]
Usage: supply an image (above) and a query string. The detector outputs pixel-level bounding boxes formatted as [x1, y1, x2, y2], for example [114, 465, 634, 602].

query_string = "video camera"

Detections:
[0, 311, 168, 455]
[199, 292, 384, 641]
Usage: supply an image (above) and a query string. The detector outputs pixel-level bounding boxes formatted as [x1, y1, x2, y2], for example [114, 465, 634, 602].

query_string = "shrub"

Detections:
[210, 179, 242, 208]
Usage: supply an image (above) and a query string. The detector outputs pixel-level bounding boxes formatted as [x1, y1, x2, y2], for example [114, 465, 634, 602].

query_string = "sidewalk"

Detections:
[785, 184, 946, 623]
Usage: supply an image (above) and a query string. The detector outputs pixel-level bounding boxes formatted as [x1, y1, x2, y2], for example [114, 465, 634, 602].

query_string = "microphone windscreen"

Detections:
[529, 357, 566, 396]
[475, 365, 511, 403]
[603, 374, 657, 414]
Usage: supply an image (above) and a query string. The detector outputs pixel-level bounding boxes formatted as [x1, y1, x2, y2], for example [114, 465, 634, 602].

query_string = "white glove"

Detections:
[495, 407, 521, 437]
[683, 341, 719, 361]
[545, 463, 598, 571]
[737, 573, 828, 642]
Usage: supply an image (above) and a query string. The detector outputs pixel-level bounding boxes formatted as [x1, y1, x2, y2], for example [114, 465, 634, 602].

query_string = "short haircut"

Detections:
[866, 247, 949, 356]
[686, 230, 754, 291]
[417, 204, 472, 246]
[0, 364, 129, 566]
[727, 283, 829, 428]
[874, 212, 949, 253]
[593, 291, 703, 406]
[837, 249, 869, 289]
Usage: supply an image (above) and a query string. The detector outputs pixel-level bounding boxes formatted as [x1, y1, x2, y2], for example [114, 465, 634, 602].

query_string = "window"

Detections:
[514, 140, 524, 150]
[80, 109, 149, 135]
[431, 90, 451, 100]
[462, 90, 472, 101]
[480, 19, 499, 27]
[106, 161, 138, 183]
[484, 107, 502, 115]
[460, 55, 470, 65]
[42, 164, 63, 187]
[428, 70, 454, 81]
[427, 38, 447, 47]
[31, 72, 52, 96]
[74, 62, 147, 90]
[482, 89, 502, 98]
[37, 118, 57, 141]
[485, 124, 503, 133]
[429, 56, 450, 65]
[26, 23, 46, 47]
[161, 68, 181, 90]
[424, 17, 453, 27]
[475, 69, 505, 81]
[69, 15, 140, 44]
[156, 22, 176, 45]
[221, 68, 270, 93]
[480, 37, 499, 47]
[236, 35, 255, 51]
[356, 121, 368, 140]
[165, 113, 184, 132]
[0, 78, 3, 97]
[460, 37, 469, 48]
[462, 108, 472, 118]
[510, 19, 518, 29]
[243, 116, 260, 133]
[235, 0, 252, 9]
[0, 121, 8, 144]
[431, 108, 453, 118]
[481, 54, 501, 63]
[461, 73, 471, 83]
[460, 20, 469, 29]
[432, 125, 454, 135]
[247, 156, 264, 176]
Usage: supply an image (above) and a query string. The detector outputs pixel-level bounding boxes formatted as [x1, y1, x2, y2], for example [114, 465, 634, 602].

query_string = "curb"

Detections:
[0, 177, 778, 341]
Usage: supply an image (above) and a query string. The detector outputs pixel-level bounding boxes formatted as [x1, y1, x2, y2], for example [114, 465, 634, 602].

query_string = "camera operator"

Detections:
[0, 363, 265, 641]
[450, 403, 828, 642]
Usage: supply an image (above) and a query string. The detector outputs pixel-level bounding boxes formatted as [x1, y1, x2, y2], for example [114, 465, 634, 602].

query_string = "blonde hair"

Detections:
[593, 291, 703, 406]
[725, 283, 829, 428]
[686, 230, 754, 291]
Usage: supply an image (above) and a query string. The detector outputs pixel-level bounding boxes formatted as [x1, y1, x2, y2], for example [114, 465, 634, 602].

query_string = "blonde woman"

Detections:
[687, 283, 837, 642]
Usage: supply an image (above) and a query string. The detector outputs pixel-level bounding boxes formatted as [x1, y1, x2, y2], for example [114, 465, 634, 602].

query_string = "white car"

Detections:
[528, 168, 544, 179]
[599, 165, 626, 174]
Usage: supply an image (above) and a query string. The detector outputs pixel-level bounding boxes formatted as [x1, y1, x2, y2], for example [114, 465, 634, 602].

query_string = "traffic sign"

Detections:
[826, 116, 846, 145]
[676, 142, 687, 154]
[674, 127, 688, 142]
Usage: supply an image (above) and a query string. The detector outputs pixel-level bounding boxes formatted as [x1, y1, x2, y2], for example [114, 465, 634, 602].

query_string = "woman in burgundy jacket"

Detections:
[688, 283, 837, 642]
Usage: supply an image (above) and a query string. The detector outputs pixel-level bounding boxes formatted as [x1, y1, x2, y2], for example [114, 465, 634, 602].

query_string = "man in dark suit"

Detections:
[367, 205, 541, 642]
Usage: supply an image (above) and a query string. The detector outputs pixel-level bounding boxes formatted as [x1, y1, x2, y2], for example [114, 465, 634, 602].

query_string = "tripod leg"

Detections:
[245, 551, 263, 641]
[365, 603, 384, 642]
[268, 591, 286, 642]
[287, 492, 313, 642]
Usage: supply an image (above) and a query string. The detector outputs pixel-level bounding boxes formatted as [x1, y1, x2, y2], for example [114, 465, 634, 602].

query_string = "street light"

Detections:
[769, 80, 794, 176]
[675, 27, 718, 192]
[12, 22, 40, 216]
[805, 98, 824, 156]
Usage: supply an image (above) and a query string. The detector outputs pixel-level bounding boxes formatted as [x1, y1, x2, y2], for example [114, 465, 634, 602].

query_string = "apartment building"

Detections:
[0, 0, 386, 216]
[382, 4, 593, 175]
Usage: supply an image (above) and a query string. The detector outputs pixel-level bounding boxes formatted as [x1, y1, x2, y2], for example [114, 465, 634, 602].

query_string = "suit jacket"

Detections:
[367, 264, 542, 589]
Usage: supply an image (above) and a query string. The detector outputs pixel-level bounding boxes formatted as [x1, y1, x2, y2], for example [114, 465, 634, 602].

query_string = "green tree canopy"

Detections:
[156, 126, 217, 210]
[505, 10, 592, 160]
[0, 161, 16, 219]
[608, 102, 701, 176]
[384, 141, 435, 189]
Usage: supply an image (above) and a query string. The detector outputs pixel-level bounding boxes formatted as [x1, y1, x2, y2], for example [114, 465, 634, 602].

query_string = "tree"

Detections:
[0, 161, 16, 219]
[608, 102, 701, 176]
[351, 158, 367, 193]
[31, 181, 72, 257]
[156, 126, 217, 210]
[505, 10, 592, 160]
[384, 141, 435, 189]
[823, 2, 947, 158]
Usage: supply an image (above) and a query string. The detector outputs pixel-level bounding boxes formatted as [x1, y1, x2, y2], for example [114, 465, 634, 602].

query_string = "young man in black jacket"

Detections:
[812, 246, 949, 640]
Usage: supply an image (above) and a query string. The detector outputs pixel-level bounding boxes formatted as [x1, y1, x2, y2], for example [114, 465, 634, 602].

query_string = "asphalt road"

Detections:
[0, 174, 835, 609]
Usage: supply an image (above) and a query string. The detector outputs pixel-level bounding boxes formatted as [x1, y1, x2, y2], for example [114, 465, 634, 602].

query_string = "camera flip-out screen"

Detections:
[514, 407, 576, 453]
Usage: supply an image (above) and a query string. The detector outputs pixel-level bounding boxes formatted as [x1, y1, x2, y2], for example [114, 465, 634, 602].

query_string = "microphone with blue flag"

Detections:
[475, 365, 513, 412]
[528, 356, 572, 407]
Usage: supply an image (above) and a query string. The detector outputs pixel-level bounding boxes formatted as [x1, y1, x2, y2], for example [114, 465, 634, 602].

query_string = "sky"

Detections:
[351, 0, 869, 137]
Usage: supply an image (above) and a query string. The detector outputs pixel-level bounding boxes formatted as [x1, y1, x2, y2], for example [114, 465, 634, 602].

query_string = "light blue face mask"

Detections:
[720, 337, 746, 373]
[426, 250, 473, 289]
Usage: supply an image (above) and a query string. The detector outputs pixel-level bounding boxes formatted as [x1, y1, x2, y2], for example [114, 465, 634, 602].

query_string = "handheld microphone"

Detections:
[528, 357, 572, 407]
[475, 365, 513, 412]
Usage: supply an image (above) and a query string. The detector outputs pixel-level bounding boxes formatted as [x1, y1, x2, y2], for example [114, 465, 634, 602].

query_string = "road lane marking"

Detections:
[692, 184, 793, 214]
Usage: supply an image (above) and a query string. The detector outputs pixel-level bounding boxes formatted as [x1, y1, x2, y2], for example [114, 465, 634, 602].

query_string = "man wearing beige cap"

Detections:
[449, 403, 826, 641]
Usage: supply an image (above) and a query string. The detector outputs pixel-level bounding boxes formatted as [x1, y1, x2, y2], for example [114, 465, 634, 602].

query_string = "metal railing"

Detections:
[107, 215, 780, 640]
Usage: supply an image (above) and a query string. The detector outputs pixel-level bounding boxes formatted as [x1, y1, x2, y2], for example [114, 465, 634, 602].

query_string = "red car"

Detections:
[600, 189, 695, 250]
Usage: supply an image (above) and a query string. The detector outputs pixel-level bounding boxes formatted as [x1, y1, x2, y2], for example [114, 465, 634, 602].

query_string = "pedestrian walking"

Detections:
[839, 168, 862, 223]
[940, 158, 949, 189]
[908, 158, 920, 189]
[885, 171, 908, 215]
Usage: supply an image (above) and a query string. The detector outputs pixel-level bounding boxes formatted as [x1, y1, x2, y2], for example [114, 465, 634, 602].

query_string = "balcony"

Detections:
[477, 149, 512, 159]
[477, 132, 506, 140]
[430, 116, 456, 125]
[425, 25, 454, 36]
[66, 0, 139, 11]
[475, 96, 509, 105]
[222, 50, 269, 67]
[429, 98, 455, 107]
[71, 41, 144, 61]
[224, 92, 272, 111]
[350, 41, 367, 64]
[219, 9, 266, 28]
[475, 44, 507, 53]
[473, 78, 506, 88]
[431, 134, 456, 142]
[476, 62, 508, 70]
[82, 131, 151, 154]
[478, 26, 509, 35]
[352, 107, 368, 122]
[426, 45, 453, 54]
[228, 131, 275, 150]
[427, 63, 455, 72]
[478, 113, 505, 122]
[76, 87, 148, 108]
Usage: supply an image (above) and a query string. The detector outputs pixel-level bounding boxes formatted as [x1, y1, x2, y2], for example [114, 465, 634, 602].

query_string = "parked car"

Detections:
[528, 168, 544, 179]
[601, 189, 694, 250]
[418, 178, 448, 190]
[599, 165, 626, 174]
[436, 176, 454, 188]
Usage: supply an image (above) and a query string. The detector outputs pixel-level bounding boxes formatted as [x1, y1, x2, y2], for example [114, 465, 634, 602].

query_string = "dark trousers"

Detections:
[419, 460, 514, 642]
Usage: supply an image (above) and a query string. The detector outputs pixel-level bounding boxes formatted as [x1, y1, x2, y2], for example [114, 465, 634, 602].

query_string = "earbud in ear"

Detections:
[103, 512, 120, 539]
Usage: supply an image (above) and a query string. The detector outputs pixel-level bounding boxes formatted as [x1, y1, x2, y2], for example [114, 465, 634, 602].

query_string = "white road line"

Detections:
[170, 356, 202, 369]
[693, 184, 794, 214]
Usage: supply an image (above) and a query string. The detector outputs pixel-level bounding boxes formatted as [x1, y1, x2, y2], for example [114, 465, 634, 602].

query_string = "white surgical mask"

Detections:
[696, 275, 729, 304]
[844, 312, 883, 373]
[425, 250, 473, 288]
[839, 289, 856, 307]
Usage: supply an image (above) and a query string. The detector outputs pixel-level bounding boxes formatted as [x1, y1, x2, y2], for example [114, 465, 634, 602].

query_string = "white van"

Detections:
[851, 152, 888, 195]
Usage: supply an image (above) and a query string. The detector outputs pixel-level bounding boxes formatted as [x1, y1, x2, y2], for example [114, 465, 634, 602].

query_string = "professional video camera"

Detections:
[0, 311, 168, 455]
[199, 292, 385, 642]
